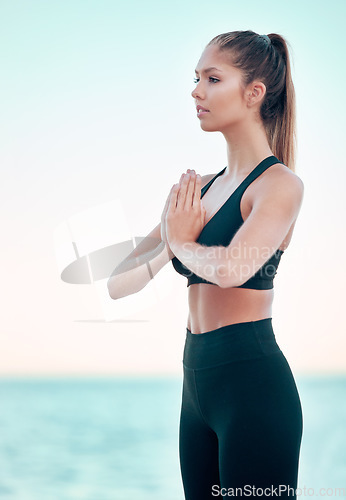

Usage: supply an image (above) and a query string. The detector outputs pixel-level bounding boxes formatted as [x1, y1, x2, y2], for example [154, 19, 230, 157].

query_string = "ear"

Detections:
[246, 80, 267, 107]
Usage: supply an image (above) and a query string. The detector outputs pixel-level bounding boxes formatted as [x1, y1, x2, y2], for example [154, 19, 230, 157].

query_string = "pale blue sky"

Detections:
[1, 0, 345, 375]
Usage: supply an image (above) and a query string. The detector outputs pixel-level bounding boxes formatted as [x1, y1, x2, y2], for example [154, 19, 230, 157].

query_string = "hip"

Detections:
[183, 317, 281, 370]
[181, 318, 303, 433]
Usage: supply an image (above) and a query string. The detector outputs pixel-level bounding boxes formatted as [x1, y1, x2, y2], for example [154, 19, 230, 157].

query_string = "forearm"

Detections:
[170, 241, 236, 287]
[107, 241, 171, 299]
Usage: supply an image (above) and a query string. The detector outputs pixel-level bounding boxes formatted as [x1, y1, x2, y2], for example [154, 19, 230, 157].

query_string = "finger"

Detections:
[192, 174, 202, 208]
[201, 200, 206, 224]
[169, 183, 179, 212]
[177, 174, 188, 209]
[185, 173, 196, 210]
[162, 184, 175, 218]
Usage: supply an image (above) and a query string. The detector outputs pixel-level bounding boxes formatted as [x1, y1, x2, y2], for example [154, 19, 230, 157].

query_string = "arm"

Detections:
[170, 171, 304, 288]
[108, 171, 217, 299]
[107, 222, 172, 300]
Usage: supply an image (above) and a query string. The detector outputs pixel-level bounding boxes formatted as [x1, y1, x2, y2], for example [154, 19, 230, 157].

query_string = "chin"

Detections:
[199, 122, 219, 132]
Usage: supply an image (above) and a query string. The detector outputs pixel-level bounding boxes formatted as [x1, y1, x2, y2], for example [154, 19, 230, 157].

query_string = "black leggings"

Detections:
[179, 318, 303, 499]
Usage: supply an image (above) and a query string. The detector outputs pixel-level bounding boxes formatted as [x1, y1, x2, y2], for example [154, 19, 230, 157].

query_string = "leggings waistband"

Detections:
[183, 318, 282, 370]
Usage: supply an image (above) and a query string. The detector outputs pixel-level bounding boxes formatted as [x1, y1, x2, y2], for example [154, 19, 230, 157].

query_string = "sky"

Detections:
[1, 0, 345, 376]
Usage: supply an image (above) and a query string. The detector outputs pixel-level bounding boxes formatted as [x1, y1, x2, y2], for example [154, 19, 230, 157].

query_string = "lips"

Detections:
[196, 105, 210, 112]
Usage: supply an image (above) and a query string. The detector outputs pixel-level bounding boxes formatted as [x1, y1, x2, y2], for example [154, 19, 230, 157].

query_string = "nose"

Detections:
[191, 83, 203, 100]
[191, 87, 199, 99]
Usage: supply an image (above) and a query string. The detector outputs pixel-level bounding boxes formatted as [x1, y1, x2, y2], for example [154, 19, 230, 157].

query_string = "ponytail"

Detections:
[266, 34, 296, 172]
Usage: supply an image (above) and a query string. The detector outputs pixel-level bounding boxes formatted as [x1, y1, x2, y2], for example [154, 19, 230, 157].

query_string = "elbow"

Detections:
[107, 276, 143, 300]
[107, 277, 119, 300]
[107, 282, 116, 300]
[216, 275, 242, 289]
[214, 264, 232, 288]
[214, 262, 244, 288]
[108, 291, 117, 301]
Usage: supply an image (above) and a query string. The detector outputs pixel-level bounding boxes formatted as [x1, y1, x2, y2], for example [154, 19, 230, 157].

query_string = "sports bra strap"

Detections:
[236, 156, 283, 195]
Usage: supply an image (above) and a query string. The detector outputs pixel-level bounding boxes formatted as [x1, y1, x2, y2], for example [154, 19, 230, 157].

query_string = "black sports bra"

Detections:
[171, 155, 284, 289]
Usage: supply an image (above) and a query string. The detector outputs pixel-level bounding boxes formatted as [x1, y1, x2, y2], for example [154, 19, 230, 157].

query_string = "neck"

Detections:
[222, 118, 273, 178]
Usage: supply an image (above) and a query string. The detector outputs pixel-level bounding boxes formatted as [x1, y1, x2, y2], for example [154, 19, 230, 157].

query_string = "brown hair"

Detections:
[206, 30, 296, 172]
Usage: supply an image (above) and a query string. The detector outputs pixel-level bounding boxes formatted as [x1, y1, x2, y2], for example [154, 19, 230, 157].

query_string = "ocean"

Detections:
[0, 376, 345, 499]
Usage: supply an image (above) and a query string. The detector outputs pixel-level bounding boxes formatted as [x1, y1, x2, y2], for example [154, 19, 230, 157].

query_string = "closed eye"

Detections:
[193, 77, 219, 84]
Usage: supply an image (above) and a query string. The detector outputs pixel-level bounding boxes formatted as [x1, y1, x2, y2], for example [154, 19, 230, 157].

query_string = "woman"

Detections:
[108, 30, 304, 499]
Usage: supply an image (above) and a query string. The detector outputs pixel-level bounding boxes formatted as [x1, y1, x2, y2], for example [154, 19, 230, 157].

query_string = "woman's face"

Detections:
[192, 44, 250, 133]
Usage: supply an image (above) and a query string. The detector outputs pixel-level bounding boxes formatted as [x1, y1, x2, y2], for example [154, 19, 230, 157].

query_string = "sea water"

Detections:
[0, 376, 345, 500]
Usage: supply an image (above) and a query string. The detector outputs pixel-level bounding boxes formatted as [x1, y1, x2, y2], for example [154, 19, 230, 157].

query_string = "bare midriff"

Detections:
[187, 285, 274, 334]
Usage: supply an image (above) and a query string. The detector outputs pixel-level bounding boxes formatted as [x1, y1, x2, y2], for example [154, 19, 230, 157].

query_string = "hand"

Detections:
[165, 169, 206, 251]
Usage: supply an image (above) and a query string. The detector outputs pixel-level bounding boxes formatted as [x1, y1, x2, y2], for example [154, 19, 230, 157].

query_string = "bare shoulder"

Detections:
[254, 162, 304, 221]
[260, 162, 304, 199]
[270, 162, 303, 184]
